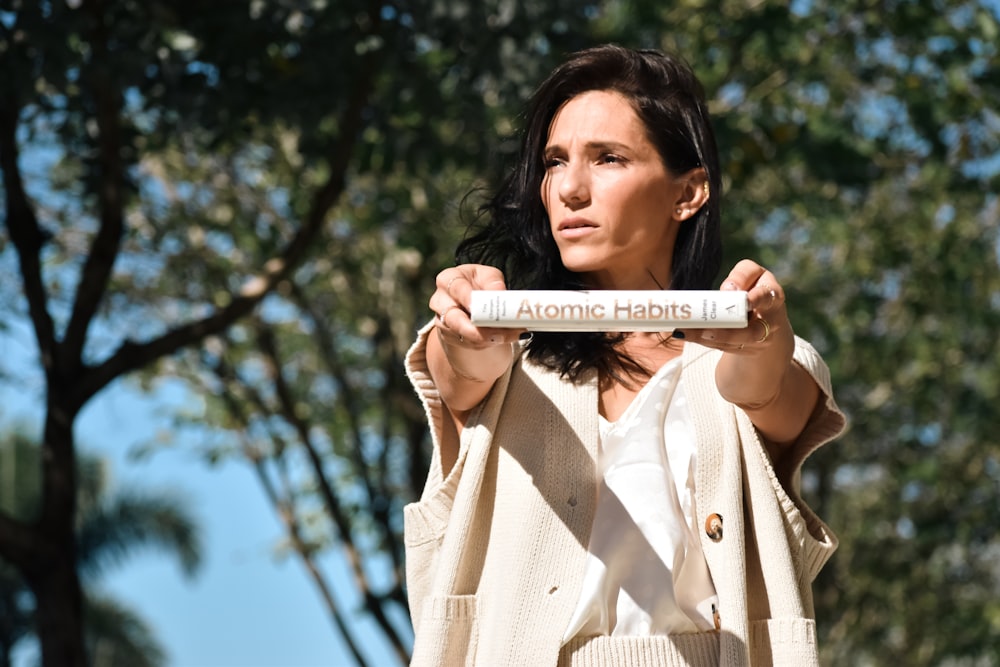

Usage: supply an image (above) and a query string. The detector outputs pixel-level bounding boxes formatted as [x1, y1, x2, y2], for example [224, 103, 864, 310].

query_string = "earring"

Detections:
[675, 208, 682, 214]
[703, 181, 710, 196]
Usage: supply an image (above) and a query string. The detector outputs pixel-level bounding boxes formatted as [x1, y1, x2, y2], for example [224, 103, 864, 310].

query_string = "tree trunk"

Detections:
[26, 555, 87, 667]
[21, 404, 88, 667]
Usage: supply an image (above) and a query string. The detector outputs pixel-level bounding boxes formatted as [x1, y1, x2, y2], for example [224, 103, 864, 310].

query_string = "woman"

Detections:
[404, 44, 845, 666]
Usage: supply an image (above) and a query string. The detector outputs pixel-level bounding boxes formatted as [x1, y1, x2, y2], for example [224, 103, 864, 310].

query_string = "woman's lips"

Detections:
[557, 218, 597, 239]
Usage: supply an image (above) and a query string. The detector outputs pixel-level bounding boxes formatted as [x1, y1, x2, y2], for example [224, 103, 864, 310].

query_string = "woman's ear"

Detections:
[670, 168, 710, 222]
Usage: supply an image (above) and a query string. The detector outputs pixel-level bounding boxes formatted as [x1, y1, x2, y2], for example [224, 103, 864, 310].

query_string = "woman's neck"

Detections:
[598, 333, 684, 420]
[607, 332, 684, 383]
[580, 266, 671, 291]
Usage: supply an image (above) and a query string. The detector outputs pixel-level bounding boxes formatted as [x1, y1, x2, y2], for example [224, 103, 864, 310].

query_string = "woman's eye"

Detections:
[600, 154, 624, 164]
[543, 157, 564, 169]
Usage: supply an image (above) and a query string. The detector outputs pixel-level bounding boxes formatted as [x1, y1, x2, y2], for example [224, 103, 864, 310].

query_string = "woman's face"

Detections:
[540, 90, 689, 290]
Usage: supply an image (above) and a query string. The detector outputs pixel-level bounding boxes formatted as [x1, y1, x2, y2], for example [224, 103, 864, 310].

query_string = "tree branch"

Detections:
[267, 443, 371, 667]
[208, 359, 371, 667]
[288, 284, 384, 519]
[61, 2, 126, 369]
[255, 325, 409, 662]
[291, 286, 407, 589]
[306, 0, 385, 220]
[75, 1, 386, 409]
[0, 95, 58, 378]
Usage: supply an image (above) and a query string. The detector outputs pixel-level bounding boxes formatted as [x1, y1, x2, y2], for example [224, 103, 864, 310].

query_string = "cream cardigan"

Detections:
[404, 323, 846, 666]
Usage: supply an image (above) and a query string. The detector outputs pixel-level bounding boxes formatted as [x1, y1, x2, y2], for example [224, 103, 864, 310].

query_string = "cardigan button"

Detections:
[705, 513, 723, 542]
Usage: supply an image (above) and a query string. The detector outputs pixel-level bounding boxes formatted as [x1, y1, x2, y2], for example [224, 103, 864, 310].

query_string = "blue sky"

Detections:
[2, 328, 403, 667]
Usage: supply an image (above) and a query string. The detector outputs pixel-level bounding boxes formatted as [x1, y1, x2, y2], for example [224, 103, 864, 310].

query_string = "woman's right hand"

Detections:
[427, 265, 525, 414]
[430, 264, 525, 349]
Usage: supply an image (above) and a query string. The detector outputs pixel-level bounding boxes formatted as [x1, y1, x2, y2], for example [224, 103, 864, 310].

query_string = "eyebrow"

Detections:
[542, 140, 633, 156]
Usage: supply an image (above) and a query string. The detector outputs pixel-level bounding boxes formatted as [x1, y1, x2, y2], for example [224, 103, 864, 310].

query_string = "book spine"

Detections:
[469, 290, 748, 331]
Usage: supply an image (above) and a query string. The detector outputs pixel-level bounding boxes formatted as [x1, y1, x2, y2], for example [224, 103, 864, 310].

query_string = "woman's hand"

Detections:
[430, 264, 525, 350]
[427, 265, 526, 414]
[681, 259, 820, 447]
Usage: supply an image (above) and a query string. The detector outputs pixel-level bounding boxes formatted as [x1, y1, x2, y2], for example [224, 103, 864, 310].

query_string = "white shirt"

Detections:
[562, 358, 718, 642]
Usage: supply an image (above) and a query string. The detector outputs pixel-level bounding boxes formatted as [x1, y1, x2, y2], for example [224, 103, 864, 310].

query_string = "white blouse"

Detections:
[562, 357, 718, 643]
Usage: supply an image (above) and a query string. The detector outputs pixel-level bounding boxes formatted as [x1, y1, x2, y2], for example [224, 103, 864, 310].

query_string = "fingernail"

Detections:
[702, 331, 717, 340]
[671, 330, 685, 339]
[722, 281, 738, 291]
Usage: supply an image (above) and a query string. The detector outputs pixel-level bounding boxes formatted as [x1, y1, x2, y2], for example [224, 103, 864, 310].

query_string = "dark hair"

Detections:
[457, 44, 723, 381]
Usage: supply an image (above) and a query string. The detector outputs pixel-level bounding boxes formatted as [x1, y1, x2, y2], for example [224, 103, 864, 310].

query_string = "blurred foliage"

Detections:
[0, 431, 201, 667]
[1, 0, 998, 665]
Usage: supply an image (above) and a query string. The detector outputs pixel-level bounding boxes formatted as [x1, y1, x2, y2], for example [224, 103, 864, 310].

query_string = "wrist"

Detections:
[438, 327, 516, 384]
[716, 339, 794, 409]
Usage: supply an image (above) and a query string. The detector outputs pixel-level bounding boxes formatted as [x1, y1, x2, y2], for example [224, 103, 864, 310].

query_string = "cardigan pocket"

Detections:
[749, 617, 820, 666]
[404, 490, 456, 633]
[403, 425, 471, 617]
[410, 594, 480, 667]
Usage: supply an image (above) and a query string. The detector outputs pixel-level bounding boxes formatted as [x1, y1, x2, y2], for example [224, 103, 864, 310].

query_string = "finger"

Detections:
[437, 304, 465, 330]
[431, 266, 521, 346]
[686, 328, 765, 354]
[748, 281, 784, 317]
[470, 264, 507, 291]
[720, 261, 784, 318]
[436, 270, 467, 307]
[748, 317, 772, 344]
[429, 291, 470, 335]
[684, 304, 779, 351]
[437, 265, 507, 302]
[438, 316, 525, 348]
[720, 259, 766, 292]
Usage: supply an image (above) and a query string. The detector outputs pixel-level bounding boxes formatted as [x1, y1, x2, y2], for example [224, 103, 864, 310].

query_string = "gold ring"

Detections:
[755, 318, 771, 343]
[446, 276, 460, 292]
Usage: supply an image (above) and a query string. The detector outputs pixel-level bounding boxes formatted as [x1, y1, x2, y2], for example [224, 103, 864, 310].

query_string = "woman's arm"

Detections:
[684, 259, 821, 457]
[425, 265, 525, 469]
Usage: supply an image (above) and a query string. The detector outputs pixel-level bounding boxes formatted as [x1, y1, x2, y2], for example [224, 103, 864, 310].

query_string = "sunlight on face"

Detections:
[540, 90, 688, 290]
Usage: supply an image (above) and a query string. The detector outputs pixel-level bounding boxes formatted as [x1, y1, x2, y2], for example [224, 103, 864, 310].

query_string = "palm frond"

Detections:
[76, 490, 202, 581]
[84, 592, 166, 667]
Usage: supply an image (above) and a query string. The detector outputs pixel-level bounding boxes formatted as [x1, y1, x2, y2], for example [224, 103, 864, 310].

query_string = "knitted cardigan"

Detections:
[403, 323, 846, 666]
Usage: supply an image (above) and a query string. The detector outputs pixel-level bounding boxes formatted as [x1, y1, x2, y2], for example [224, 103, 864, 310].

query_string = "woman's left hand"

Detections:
[687, 259, 793, 363]
[681, 259, 817, 446]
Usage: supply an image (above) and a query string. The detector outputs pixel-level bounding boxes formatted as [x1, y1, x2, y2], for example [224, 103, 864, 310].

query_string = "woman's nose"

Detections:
[558, 162, 590, 206]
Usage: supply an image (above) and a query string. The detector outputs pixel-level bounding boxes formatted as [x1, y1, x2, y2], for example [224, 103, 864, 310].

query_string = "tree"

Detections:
[2, 0, 998, 665]
[0, 431, 201, 667]
[0, 0, 362, 661]
[0, 0, 598, 664]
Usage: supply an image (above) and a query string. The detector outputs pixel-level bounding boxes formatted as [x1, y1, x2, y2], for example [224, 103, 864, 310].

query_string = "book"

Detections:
[469, 290, 748, 331]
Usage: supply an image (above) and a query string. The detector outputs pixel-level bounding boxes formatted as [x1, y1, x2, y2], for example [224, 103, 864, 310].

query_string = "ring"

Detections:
[755, 317, 771, 343]
[446, 276, 460, 291]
